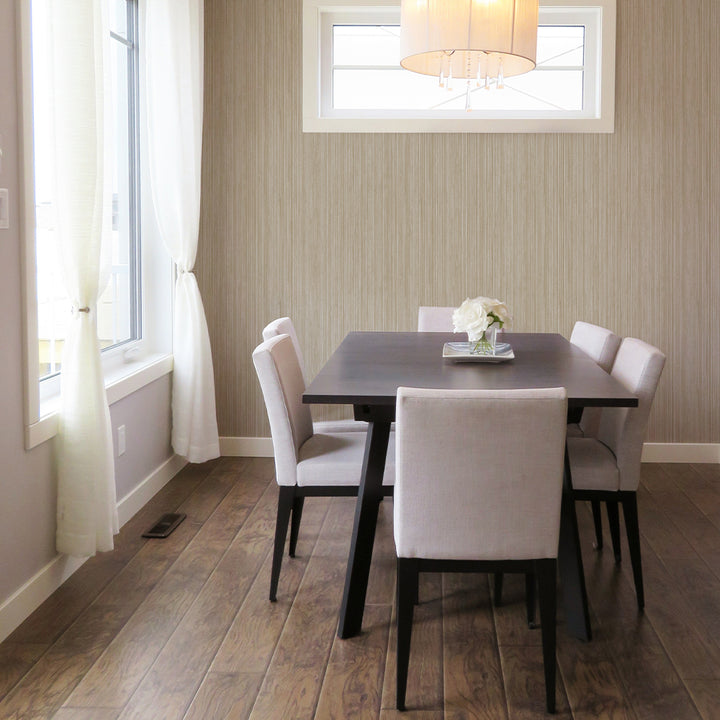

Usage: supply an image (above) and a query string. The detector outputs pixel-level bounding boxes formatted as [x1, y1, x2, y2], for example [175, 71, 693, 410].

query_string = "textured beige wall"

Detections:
[198, 0, 719, 443]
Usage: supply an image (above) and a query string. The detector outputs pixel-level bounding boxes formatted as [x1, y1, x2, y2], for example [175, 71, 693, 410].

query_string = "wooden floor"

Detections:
[2, 458, 720, 719]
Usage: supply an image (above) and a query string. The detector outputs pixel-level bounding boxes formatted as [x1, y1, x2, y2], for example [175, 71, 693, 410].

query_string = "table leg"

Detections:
[558, 447, 592, 641]
[337, 418, 391, 639]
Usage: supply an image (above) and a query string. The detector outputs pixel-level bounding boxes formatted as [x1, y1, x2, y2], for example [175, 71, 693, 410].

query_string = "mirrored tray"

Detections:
[442, 341, 514, 363]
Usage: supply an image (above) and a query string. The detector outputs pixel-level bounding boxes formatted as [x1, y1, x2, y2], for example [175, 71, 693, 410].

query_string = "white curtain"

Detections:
[51, 0, 118, 556]
[145, 0, 220, 463]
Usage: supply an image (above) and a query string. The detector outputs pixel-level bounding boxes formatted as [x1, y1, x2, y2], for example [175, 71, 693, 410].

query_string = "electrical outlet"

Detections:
[117, 425, 126, 456]
[0, 189, 8, 230]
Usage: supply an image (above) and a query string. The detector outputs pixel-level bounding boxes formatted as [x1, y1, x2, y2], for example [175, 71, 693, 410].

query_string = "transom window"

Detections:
[303, 0, 616, 132]
[332, 24, 586, 112]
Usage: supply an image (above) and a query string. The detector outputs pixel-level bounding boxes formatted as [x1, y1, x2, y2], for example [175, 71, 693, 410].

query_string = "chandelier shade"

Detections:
[400, 0, 539, 82]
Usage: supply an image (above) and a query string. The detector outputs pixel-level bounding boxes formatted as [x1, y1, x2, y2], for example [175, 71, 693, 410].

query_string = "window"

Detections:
[32, 0, 140, 382]
[20, 0, 173, 446]
[303, 0, 616, 132]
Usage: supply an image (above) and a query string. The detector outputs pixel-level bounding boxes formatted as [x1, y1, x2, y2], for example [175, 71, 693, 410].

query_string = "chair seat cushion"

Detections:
[313, 419, 368, 433]
[567, 437, 619, 492]
[297, 432, 395, 487]
[314, 419, 395, 434]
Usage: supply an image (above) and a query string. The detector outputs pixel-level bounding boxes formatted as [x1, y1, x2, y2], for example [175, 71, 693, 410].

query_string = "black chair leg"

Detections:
[493, 573, 504, 606]
[591, 501, 603, 550]
[526, 572, 537, 628]
[396, 558, 417, 711]
[606, 500, 622, 564]
[289, 496, 305, 557]
[269, 486, 294, 601]
[536, 558, 557, 714]
[621, 493, 644, 610]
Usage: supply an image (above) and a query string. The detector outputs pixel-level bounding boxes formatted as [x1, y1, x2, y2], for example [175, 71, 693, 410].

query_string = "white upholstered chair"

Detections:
[262, 317, 367, 433]
[568, 321, 622, 553]
[566, 337, 665, 609]
[262, 316, 310, 383]
[416, 306, 456, 332]
[568, 321, 622, 438]
[394, 386, 567, 714]
[418, 305, 506, 339]
[253, 334, 395, 601]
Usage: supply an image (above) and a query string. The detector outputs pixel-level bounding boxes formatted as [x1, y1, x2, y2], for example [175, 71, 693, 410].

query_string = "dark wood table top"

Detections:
[304, 332, 638, 409]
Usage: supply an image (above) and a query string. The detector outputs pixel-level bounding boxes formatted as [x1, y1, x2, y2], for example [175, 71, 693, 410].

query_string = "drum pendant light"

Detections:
[400, 0, 539, 108]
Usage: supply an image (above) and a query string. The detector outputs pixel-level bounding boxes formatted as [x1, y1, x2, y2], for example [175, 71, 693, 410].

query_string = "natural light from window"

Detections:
[303, 0, 616, 132]
[31, 0, 139, 381]
[332, 25, 585, 113]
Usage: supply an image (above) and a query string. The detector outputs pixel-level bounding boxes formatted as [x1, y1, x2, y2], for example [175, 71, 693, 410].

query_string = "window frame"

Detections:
[303, 0, 616, 133]
[18, 0, 174, 449]
[109, 0, 143, 357]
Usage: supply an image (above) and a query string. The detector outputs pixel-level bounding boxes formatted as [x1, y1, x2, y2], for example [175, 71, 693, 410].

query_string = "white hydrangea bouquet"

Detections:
[452, 296, 512, 355]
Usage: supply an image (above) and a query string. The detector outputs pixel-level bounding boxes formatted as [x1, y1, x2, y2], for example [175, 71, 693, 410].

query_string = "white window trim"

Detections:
[303, 0, 616, 133]
[18, 0, 174, 451]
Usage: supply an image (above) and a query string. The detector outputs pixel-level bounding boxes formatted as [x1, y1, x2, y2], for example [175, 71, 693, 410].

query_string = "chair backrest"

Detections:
[417, 306, 456, 332]
[252, 334, 314, 486]
[394, 387, 567, 561]
[570, 321, 621, 372]
[262, 317, 308, 384]
[418, 305, 506, 335]
[597, 338, 665, 492]
[570, 321, 621, 437]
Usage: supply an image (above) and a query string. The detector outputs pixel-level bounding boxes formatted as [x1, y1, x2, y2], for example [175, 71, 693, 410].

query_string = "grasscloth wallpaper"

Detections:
[197, 0, 719, 443]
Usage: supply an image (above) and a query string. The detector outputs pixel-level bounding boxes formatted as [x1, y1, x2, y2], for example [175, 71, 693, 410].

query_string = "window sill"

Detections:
[25, 353, 174, 450]
[303, 116, 615, 134]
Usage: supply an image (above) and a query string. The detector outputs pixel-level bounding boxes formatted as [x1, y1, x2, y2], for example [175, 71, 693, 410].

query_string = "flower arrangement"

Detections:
[452, 296, 512, 354]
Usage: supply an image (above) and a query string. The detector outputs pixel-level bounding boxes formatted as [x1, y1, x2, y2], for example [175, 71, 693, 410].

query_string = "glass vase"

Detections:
[469, 325, 499, 356]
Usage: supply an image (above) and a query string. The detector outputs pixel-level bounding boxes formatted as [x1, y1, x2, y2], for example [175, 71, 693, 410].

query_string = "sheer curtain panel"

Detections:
[144, 0, 220, 463]
[50, 0, 118, 556]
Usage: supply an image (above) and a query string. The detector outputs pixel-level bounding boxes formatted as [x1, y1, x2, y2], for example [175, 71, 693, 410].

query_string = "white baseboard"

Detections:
[0, 453, 186, 644]
[641, 443, 720, 463]
[116, 454, 187, 527]
[221, 437, 720, 465]
[0, 554, 88, 645]
[219, 436, 274, 457]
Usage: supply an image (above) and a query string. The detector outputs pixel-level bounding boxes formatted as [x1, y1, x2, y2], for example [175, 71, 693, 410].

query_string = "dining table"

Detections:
[303, 331, 639, 642]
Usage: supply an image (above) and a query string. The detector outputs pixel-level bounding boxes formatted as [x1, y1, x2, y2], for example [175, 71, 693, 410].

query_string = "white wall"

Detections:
[0, 0, 175, 635]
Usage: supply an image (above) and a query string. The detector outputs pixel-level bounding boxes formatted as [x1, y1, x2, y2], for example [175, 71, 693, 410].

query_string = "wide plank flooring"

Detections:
[2, 457, 719, 719]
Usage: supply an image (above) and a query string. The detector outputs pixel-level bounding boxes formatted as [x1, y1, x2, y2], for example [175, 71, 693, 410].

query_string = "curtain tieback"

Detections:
[72, 306, 91, 314]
